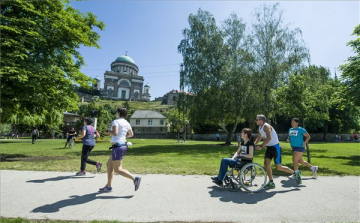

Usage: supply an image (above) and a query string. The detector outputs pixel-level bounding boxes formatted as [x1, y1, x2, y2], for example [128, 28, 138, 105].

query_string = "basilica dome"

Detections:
[114, 55, 136, 65]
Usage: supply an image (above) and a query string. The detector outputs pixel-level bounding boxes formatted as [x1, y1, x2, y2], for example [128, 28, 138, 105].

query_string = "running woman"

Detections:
[287, 118, 318, 183]
[255, 115, 295, 189]
[75, 118, 102, 176]
[99, 107, 141, 192]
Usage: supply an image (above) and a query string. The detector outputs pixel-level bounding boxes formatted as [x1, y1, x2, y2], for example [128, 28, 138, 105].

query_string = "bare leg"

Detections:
[113, 160, 135, 181]
[106, 156, 114, 187]
[299, 158, 312, 169]
[275, 164, 294, 174]
[264, 158, 273, 181]
[292, 151, 304, 171]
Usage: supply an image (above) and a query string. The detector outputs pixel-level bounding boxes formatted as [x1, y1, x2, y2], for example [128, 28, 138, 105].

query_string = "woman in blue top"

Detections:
[287, 118, 318, 183]
[75, 118, 101, 176]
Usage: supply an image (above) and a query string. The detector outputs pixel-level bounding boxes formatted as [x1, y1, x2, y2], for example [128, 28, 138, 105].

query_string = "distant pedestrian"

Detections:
[216, 133, 220, 141]
[354, 133, 358, 142]
[31, 128, 39, 144]
[334, 134, 338, 142]
[75, 118, 102, 176]
[287, 118, 318, 183]
[99, 107, 141, 192]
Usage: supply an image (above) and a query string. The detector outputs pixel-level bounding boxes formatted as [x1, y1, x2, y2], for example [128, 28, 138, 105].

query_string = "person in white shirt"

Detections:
[255, 115, 294, 189]
[99, 107, 141, 192]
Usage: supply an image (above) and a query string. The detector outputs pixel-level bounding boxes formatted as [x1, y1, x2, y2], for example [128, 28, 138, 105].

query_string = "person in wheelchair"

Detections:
[212, 128, 254, 186]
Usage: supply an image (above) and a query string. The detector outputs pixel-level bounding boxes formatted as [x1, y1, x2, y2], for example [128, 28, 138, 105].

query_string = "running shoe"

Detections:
[295, 170, 302, 185]
[99, 186, 112, 192]
[75, 171, 86, 176]
[96, 162, 102, 172]
[212, 178, 223, 187]
[211, 176, 218, 181]
[134, 176, 142, 191]
[264, 181, 275, 189]
[311, 166, 318, 177]
[289, 174, 295, 180]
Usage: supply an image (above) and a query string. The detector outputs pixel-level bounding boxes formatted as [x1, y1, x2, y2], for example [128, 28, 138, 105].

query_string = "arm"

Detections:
[95, 130, 100, 138]
[304, 132, 310, 144]
[127, 127, 134, 138]
[77, 129, 86, 139]
[108, 125, 118, 136]
[232, 146, 242, 160]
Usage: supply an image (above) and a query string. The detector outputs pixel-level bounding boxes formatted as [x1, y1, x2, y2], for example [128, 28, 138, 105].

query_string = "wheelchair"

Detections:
[222, 159, 267, 193]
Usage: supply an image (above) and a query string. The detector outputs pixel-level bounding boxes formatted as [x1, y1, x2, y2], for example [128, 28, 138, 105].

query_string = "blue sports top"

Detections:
[288, 127, 307, 147]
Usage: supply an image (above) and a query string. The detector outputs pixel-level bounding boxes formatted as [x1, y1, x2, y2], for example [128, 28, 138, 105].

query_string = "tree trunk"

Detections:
[225, 132, 233, 146]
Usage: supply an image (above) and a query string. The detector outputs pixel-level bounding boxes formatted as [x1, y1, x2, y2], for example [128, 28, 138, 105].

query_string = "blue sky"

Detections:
[70, 1, 359, 100]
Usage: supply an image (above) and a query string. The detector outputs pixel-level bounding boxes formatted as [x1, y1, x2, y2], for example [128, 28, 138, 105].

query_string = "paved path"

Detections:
[1, 170, 359, 222]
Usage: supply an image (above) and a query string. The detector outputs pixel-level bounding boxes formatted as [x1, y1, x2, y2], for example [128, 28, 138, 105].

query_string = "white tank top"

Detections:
[259, 123, 279, 146]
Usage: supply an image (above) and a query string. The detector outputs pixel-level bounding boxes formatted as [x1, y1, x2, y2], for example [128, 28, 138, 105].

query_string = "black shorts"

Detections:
[264, 144, 282, 164]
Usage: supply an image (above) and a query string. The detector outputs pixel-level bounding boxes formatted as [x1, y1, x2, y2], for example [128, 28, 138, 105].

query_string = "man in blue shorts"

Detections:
[255, 115, 295, 189]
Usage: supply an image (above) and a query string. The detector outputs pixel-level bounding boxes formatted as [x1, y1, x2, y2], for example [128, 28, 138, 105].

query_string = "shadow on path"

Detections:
[32, 192, 133, 213]
[208, 186, 300, 204]
[27, 175, 95, 183]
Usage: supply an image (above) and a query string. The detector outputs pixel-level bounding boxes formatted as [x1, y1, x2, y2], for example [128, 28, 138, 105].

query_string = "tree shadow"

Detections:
[32, 192, 133, 213]
[208, 186, 300, 204]
[27, 175, 95, 183]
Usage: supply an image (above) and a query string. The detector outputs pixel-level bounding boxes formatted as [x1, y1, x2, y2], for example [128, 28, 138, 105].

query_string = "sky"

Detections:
[70, 0, 359, 100]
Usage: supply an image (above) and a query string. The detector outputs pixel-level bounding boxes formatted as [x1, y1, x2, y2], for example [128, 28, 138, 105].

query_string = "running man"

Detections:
[287, 118, 318, 183]
[75, 118, 102, 176]
[99, 107, 141, 192]
[254, 115, 295, 189]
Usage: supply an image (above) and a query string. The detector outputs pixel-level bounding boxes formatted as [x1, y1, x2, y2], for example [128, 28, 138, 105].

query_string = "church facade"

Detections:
[101, 55, 150, 101]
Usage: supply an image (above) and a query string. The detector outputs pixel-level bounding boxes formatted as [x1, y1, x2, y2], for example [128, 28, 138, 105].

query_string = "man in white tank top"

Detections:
[254, 115, 294, 189]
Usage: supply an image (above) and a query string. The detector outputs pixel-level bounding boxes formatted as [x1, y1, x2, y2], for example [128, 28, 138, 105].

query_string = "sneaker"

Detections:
[295, 170, 302, 185]
[311, 166, 318, 177]
[213, 178, 223, 187]
[99, 185, 112, 192]
[75, 171, 86, 176]
[134, 176, 142, 191]
[264, 181, 275, 189]
[289, 174, 295, 180]
[211, 176, 218, 181]
[96, 162, 102, 172]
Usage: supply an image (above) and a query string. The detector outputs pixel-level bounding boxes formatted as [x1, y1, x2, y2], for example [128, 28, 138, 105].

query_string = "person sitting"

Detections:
[64, 127, 77, 148]
[212, 128, 254, 186]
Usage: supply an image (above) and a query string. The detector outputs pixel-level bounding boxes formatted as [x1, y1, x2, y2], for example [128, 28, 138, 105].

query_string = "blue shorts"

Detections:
[111, 146, 127, 161]
[292, 147, 305, 152]
[265, 144, 282, 165]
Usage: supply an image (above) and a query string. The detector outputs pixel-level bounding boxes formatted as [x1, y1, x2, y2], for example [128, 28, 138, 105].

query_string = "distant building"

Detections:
[101, 54, 150, 101]
[63, 112, 81, 126]
[160, 90, 193, 105]
[130, 110, 166, 134]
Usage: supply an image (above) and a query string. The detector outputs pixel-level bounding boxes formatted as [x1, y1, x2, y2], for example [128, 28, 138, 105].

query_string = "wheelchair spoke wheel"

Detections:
[239, 163, 267, 193]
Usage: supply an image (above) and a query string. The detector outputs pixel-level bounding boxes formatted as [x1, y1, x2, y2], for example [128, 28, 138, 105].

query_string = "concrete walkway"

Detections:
[0, 170, 359, 222]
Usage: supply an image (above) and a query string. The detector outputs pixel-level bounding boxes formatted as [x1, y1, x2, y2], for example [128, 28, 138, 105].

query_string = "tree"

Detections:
[178, 9, 252, 145]
[250, 3, 309, 118]
[339, 24, 360, 106]
[0, 0, 105, 126]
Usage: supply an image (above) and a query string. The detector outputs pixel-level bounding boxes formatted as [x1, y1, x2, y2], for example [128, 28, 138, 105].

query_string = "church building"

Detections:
[102, 54, 150, 101]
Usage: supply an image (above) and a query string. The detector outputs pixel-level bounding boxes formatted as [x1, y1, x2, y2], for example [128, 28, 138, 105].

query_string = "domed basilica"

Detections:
[101, 55, 150, 101]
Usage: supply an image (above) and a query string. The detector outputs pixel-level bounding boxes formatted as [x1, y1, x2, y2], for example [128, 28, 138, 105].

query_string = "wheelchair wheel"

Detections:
[69, 139, 75, 149]
[239, 163, 267, 193]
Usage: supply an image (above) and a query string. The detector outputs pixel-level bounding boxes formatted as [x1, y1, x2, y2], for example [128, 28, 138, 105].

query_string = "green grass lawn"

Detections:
[0, 138, 359, 176]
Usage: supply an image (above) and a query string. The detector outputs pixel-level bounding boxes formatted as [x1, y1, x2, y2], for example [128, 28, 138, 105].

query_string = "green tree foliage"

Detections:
[339, 24, 360, 106]
[274, 65, 333, 128]
[77, 102, 114, 134]
[0, 123, 12, 134]
[250, 3, 309, 118]
[178, 9, 252, 145]
[0, 0, 105, 126]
